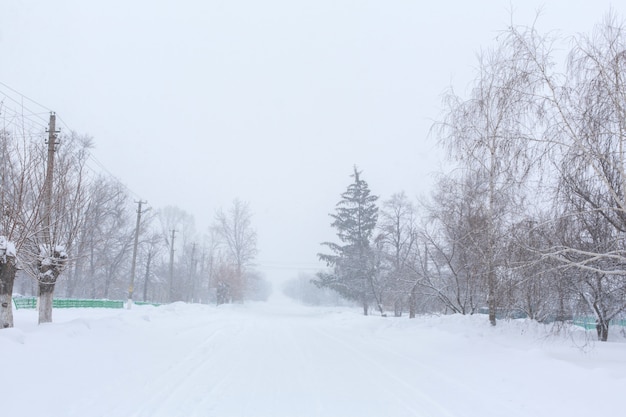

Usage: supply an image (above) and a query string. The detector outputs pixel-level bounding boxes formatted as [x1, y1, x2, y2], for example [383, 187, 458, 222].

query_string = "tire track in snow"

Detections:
[312, 324, 530, 417]
[200, 314, 329, 417]
[101, 316, 248, 417]
[364, 336, 531, 417]
[311, 325, 456, 417]
[296, 323, 426, 416]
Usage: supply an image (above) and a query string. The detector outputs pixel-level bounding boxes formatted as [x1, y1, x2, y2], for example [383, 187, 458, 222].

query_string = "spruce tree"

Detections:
[316, 167, 379, 315]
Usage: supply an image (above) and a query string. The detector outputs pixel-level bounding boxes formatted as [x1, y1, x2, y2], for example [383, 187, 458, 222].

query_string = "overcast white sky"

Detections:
[1, 1, 625, 284]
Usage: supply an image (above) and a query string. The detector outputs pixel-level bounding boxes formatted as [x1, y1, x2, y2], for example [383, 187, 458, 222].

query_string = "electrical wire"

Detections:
[0, 80, 146, 202]
[0, 81, 54, 114]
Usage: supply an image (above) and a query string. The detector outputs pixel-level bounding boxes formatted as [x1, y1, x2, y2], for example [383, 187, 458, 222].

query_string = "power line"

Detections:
[0, 101, 49, 131]
[0, 81, 54, 113]
[0, 99, 49, 126]
[0, 80, 145, 201]
[54, 113, 75, 135]
[0, 105, 49, 129]
[84, 154, 144, 200]
[0, 82, 52, 129]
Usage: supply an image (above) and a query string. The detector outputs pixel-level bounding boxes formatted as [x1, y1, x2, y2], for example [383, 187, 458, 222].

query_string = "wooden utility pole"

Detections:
[168, 229, 176, 302]
[38, 113, 60, 325]
[42, 112, 60, 245]
[127, 200, 147, 309]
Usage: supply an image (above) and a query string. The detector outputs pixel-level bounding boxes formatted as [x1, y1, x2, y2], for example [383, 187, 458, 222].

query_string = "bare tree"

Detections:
[419, 174, 490, 315]
[504, 14, 626, 339]
[549, 207, 626, 341]
[436, 31, 541, 325]
[202, 228, 221, 305]
[158, 205, 197, 302]
[0, 127, 46, 327]
[29, 132, 93, 323]
[139, 231, 164, 303]
[503, 15, 626, 257]
[212, 199, 257, 303]
[59, 175, 134, 300]
[0, 236, 17, 328]
[504, 216, 563, 323]
[378, 192, 419, 316]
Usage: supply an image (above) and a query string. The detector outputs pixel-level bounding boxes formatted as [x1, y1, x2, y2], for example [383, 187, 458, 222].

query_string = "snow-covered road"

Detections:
[3, 296, 625, 417]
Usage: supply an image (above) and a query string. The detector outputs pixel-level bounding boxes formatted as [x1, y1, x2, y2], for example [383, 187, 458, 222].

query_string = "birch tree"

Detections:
[506, 14, 626, 339]
[437, 33, 541, 325]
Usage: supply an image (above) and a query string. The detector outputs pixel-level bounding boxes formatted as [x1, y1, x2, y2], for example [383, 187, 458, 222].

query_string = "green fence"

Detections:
[54, 299, 124, 309]
[133, 301, 161, 307]
[572, 317, 626, 330]
[13, 297, 37, 310]
[13, 297, 125, 310]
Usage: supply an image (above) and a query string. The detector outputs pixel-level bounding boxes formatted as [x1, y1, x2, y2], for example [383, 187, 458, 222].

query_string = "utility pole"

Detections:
[127, 200, 147, 309]
[37, 113, 60, 325]
[42, 112, 60, 246]
[168, 229, 176, 302]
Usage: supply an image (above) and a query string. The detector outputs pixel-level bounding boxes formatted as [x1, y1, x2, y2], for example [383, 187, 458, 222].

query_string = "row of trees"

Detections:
[315, 15, 626, 341]
[0, 112, 266, 328]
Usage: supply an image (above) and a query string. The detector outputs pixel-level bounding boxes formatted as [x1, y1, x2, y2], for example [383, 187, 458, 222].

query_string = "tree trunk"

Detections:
[409, 285, 417, 319]
[488, 268, 497, 326]
[103, 273, 111, 299]
[362, 301, 369, 316]
[143, 250, 152, 302]
[596, 319, 609, 342]
[487, 146, 497, 327]
[0, 257, 17, 329]
[38, 282, 55, 324]
[394, 299, 403, 317]
[556, 283, 567, 322]
[66, 260, 82, 298]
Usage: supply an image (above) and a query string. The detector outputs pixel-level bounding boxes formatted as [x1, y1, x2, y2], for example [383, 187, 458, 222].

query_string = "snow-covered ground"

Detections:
[2, 293, 625, 417]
